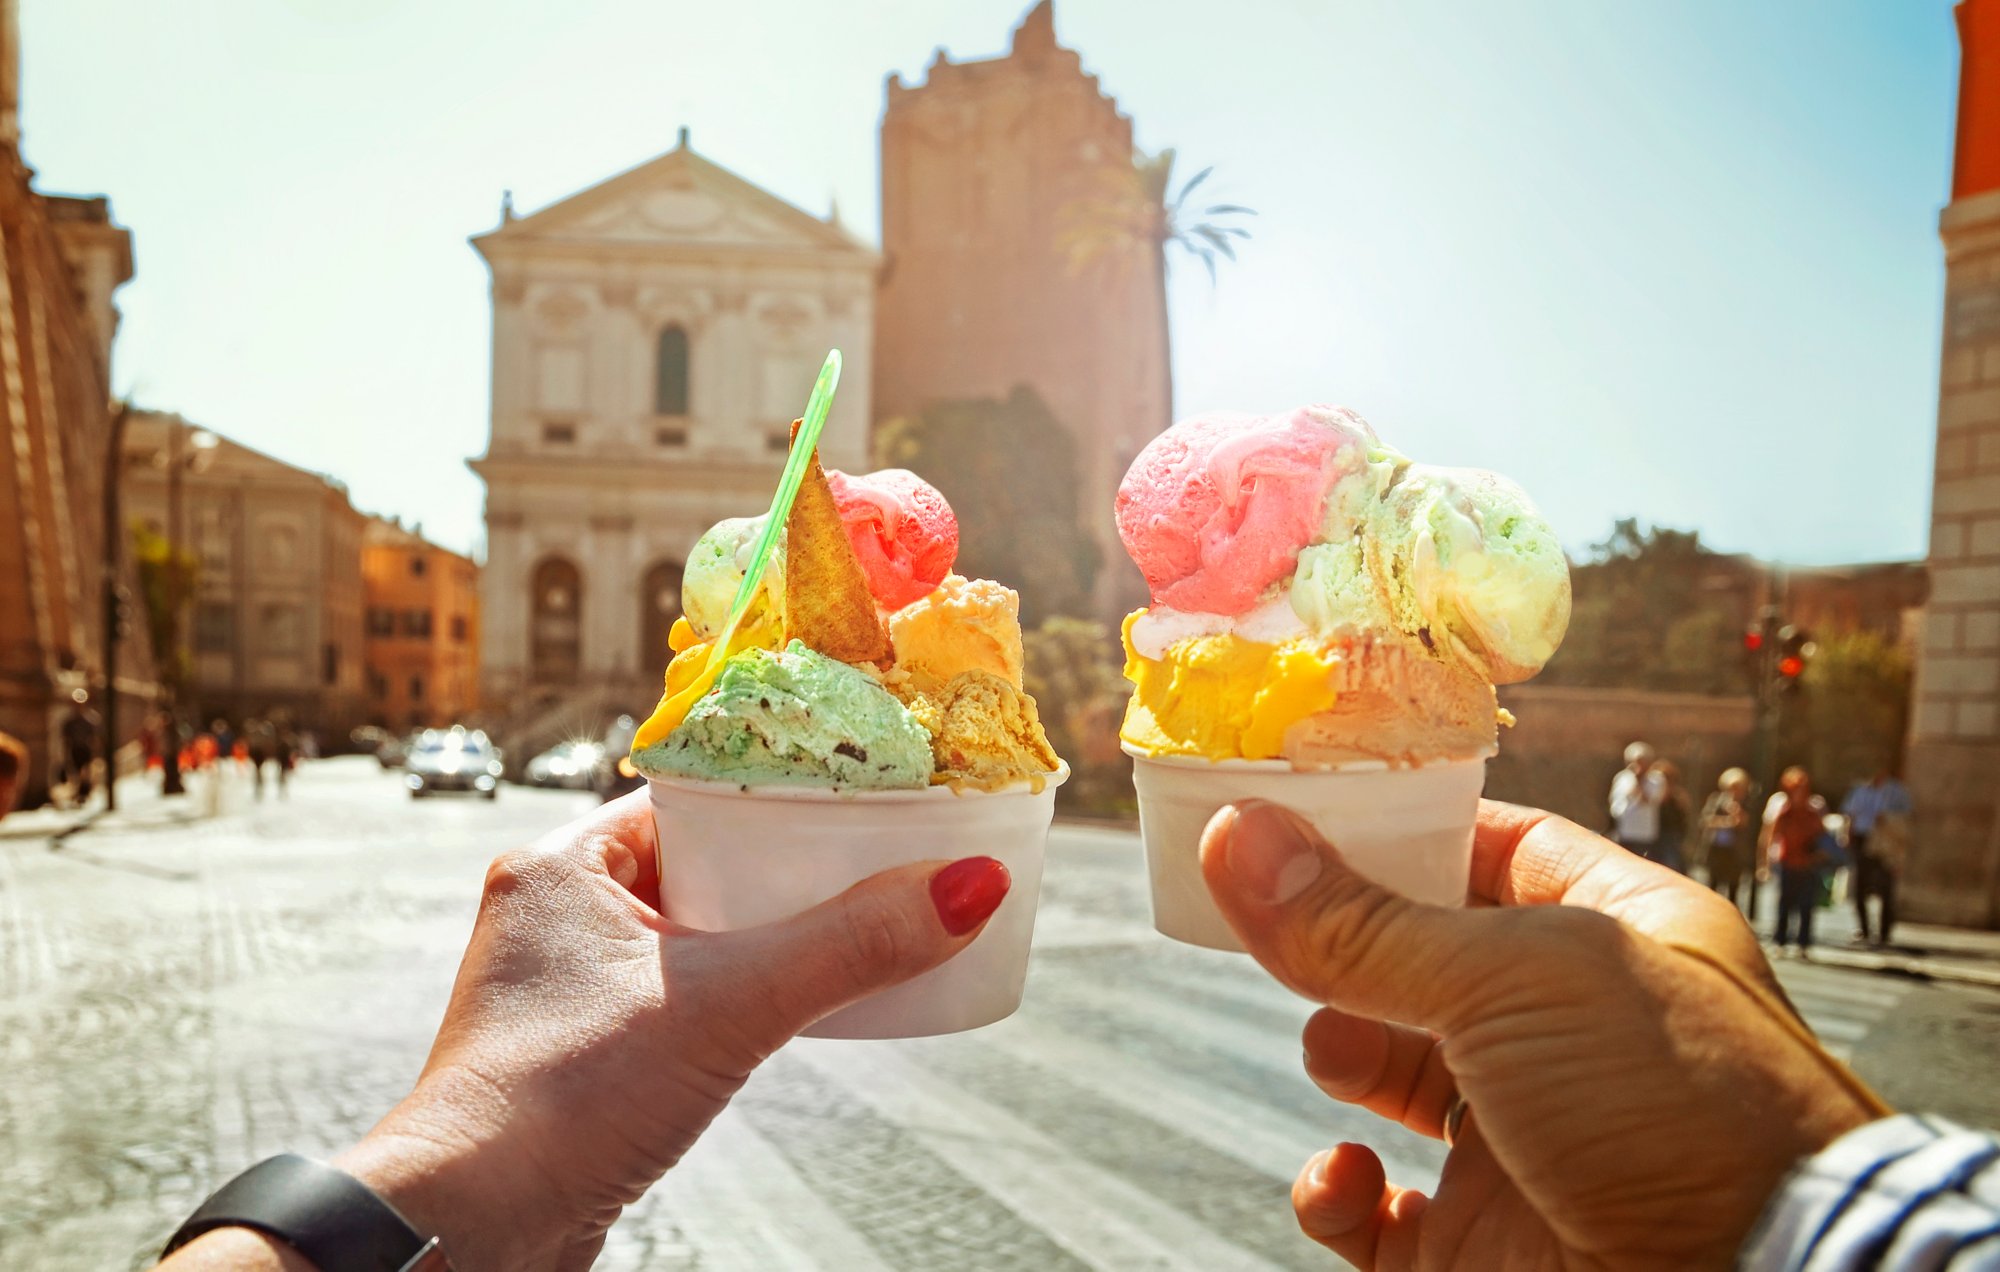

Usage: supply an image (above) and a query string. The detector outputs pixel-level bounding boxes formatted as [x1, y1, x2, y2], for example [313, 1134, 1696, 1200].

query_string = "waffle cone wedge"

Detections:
[784, 419, 891, 664]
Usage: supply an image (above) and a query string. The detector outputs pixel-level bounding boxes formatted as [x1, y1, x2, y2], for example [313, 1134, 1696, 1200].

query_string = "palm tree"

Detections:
[1059, 147, 1255, 425]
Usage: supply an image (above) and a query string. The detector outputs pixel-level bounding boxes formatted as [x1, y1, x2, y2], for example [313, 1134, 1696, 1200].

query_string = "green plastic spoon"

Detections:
[631, 349, 842, 751]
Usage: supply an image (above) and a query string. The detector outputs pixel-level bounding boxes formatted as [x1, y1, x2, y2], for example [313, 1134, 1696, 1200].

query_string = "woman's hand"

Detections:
[1201, 799, 1882, 1271]
[167, 790, 1010, 1272]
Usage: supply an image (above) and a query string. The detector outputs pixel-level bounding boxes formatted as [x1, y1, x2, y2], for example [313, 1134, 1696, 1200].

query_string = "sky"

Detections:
[23, 0, 1961, 565]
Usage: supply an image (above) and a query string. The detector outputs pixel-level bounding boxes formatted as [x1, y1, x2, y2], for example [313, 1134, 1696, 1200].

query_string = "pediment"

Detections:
[477, 146, 871, 258]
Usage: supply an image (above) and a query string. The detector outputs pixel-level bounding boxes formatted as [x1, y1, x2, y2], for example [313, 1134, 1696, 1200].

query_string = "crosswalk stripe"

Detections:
[656, 1109, 893, 1271]
[791, 1040, 1293, 1272]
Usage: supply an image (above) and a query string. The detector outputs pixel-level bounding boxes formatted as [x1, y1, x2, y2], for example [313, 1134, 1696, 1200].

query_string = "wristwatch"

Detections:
[162, 1154, 454, 1271]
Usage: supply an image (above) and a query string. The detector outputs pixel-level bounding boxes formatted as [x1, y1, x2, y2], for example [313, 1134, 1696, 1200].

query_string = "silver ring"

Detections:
[1443, 1094, 1470, 1148]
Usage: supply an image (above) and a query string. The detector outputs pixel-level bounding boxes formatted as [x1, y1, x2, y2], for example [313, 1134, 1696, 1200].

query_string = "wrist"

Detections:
[334, 1071, 558, 1270]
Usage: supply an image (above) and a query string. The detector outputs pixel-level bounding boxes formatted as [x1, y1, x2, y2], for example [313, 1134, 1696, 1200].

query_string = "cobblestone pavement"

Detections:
[4, 758, 1997, 1270]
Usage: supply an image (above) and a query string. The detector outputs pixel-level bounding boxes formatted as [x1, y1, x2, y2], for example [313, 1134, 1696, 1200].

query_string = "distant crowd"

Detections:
[1608, 742, 1913, 955]
[0, 699, 320, 826]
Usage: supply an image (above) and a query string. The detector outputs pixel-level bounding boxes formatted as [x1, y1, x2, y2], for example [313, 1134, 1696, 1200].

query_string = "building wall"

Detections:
[874, 0, 1168, 616]
[363, 521, 480, 730]
[472, 141, 876, 729]
[0, 144, 152, 801]
[1488, 686, 1757, 832]
[124, 414, 368, 744]
[1904, 0, 2000, 928]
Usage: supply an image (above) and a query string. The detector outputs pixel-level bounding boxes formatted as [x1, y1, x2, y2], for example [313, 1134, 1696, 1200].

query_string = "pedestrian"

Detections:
[274, 730, 296, 800]
[1652, 760, 1690, 873]
[1764, 766, 1832, 957]
[1842, 765, 1913, 948]
[1699, 767, 1755, 911]
[0, 730, 26, 824]
[1607, 740, 1665, 863]
[150, 795, 2000, 1272]
[245, 719, 272, 801]
[60, 695, 100, 807]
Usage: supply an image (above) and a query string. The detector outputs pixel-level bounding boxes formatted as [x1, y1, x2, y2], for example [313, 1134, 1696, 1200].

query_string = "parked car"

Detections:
[524, 740, 605, 791]
[405, 727, 502, 800]
[375, 733, 411, 770]
[596, 714, 645, 803]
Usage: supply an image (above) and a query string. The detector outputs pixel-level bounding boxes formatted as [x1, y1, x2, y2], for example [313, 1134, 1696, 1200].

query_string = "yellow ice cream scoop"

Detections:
[1118, 611, 1339, 761]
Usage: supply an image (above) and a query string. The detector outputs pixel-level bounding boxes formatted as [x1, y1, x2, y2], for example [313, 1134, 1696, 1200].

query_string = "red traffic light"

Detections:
[1778, 655, 1804, 679]
[1743, 630, 1765, 652]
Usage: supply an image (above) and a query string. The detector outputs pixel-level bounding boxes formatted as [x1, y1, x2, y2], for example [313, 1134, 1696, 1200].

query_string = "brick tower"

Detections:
[1907, 0, 2000, 927]
[874, 1, 1169, 617]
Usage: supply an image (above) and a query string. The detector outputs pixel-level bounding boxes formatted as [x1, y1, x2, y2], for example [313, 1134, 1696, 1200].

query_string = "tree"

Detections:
[875, 388, 1100, 622]
[1782, 631, 1911, 798]
[130, 521, 197, 696]
[1539, 519, 1743, 693]
[1058, 147, 1254, 422]
[1023, 616, 1131, 814]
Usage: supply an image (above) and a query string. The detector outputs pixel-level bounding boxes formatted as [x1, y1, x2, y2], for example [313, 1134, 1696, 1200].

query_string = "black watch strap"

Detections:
[162, 1153, 451, 1271]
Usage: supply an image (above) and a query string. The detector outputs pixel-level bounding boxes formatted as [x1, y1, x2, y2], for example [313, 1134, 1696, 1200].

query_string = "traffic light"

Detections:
[1776, 625, 1813, 692]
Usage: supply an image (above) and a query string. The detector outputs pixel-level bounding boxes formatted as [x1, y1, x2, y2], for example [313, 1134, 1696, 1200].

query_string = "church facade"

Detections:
[470, 132, 875, 725]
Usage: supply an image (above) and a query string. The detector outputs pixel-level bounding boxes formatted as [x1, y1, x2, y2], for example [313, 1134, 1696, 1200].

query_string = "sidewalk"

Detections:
[1746, 878, 2000, 991]
[0, 770, 215, 843]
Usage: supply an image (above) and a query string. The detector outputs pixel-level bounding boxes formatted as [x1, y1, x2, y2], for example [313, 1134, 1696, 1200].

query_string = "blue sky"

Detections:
[23, 0, 1960, 564]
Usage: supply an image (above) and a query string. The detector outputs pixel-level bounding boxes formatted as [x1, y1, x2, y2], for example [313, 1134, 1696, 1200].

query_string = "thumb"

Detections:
[702, 855, 1011, 1049]
[1200, 800, 1495, 1032]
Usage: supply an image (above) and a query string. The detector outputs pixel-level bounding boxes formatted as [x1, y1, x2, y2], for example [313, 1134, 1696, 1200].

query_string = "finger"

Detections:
[1292, 1143, 1429, 1270]
[538, 789, 661, 912]
[1200, 801, 1495, 1032]
[698, 855, 1011, 1051]
[1303, 1007, 1456, 1140]
[1471, 800, 1766, 971]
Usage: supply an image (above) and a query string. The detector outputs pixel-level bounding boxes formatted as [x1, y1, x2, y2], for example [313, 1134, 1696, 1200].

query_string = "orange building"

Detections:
[362, 519, 479, 730]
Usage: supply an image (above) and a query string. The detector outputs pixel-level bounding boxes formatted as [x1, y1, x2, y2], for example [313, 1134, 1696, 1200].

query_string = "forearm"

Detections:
[1741, 1115, 2000, 1270]
[155, 1229, 314, 1272]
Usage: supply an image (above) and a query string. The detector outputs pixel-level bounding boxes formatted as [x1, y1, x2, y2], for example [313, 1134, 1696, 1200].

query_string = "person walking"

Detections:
[1700, 767, 1754, 910]
[274, 729, 296, 800]
[60, 696, 100, 807]
[0, 731, 26, 824]
[1842, 766, 1912, 947]
[1764, 767, 1831, 957]
[1652, 760, 1690, 873]
[1608, 741, 1665, 863]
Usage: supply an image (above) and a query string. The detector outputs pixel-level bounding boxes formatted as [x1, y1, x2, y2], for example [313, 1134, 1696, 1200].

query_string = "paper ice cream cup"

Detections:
[646, 765, 1068, 1038]
[1124, 748, 1491, 952]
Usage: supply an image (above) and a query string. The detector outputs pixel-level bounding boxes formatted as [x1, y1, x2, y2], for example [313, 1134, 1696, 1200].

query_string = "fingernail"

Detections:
[1227, 802, 1322, 904]
[1309, 1150, 1333, 1190]
[931, 856, 1011, 935]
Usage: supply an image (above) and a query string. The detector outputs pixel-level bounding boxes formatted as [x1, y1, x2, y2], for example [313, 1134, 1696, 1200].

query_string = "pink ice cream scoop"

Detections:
[1116, 406, 1373, 615]
[825, 468, 960, 610]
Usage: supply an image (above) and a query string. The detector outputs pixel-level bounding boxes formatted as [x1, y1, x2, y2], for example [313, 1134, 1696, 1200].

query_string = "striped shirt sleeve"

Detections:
[1741, 1115, 2000, 1271]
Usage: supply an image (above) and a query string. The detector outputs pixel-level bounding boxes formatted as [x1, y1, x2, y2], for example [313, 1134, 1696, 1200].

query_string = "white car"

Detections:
[524, 740, 606, 791]
[405, 728, 502, 800]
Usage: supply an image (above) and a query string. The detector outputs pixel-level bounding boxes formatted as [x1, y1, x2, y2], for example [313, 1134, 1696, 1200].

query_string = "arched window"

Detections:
[639, 561, 683, 671]
[530, 556, 582, 685]
[655, 325, 690, 416]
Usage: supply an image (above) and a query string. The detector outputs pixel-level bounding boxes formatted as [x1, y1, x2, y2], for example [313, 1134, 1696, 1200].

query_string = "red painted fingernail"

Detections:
[930, 857, 1011, 935]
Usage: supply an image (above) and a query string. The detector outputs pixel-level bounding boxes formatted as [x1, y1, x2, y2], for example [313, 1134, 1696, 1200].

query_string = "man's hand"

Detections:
[1202, 798, 1881, 1271]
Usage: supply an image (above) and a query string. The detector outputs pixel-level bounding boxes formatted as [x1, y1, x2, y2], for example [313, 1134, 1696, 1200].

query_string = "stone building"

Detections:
[1907, 0, 2000, 928]
[875, 1, 1169, 616]
[123, 413, 368, 741]
[0, 0, 155, 804]
[470, 131, 875, 743]
[362, 518, 479, 731]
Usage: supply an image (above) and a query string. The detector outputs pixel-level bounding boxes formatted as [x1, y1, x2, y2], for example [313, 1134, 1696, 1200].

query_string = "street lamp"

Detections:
[156, 418, 218, 797]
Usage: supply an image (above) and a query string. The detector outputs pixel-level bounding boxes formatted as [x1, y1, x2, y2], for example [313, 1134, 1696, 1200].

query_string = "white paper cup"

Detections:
[1126, 748, 1490, 952]
[647, 765, 1067, 1038]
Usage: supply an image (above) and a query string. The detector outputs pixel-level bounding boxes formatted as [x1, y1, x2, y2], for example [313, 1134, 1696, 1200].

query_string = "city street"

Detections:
[4, 759, 1999, 1271]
